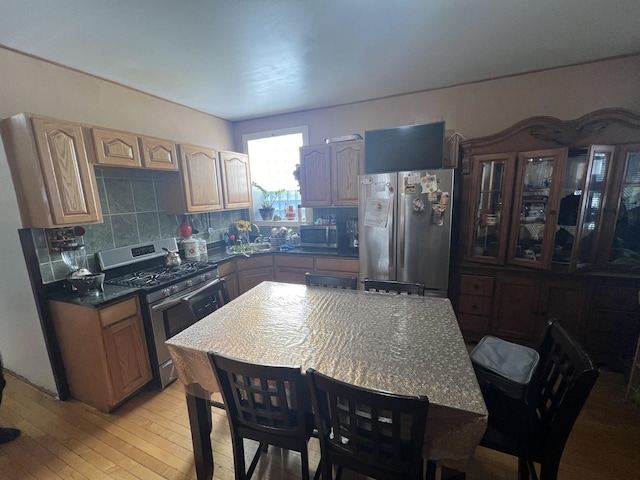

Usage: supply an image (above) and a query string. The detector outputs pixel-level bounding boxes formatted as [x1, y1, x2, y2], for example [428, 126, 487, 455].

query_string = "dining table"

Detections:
[166, 281, 488, 480]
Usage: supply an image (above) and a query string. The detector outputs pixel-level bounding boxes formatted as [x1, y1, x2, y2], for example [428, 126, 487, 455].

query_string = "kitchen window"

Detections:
[243, 126, 310, 224]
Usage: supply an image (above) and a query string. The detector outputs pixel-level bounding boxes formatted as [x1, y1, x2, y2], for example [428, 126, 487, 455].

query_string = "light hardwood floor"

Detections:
[1, 368, 639, 479]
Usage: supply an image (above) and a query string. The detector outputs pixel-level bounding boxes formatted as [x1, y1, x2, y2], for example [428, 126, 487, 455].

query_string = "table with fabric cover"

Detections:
[166, 281, 487, 480]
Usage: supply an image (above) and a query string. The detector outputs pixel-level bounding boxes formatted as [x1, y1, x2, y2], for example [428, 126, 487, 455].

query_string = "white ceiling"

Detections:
[1, 0, 639, 121]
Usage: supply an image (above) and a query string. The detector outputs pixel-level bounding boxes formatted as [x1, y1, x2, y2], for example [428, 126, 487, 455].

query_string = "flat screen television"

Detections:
[364, 121, 445, 173]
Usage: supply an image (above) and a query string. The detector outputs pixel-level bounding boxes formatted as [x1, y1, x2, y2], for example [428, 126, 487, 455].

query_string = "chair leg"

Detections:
[517, 457, 538, 480]
[301, 447, 310, 480]
[245, 441, 266, 480]
[230, 435, 247, 480]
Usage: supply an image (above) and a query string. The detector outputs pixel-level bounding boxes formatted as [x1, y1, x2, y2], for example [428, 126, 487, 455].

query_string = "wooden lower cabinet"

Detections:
[314, 257, 359, 279]
[218, 260, 240, 300]
[584, 285, 640, 368]
[274, 255, 315, 284]
[50, 295, 151, 412]
[454, 271, 591, 346]
[237, 255, 274, 295]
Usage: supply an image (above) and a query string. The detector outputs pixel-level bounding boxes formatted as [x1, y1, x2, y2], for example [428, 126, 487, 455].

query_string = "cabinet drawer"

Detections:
[218, 260, 237, 277]
[237, 255, 273, 271]
[315, 257, 359, 274]
[274, 254, 314, 270]
[460, 275, 494, 296]
[584, 330, 638, 357]
[457, 313, 489, 335]
[99, 297, 139, 328]
[592, 287, 640, 312]
[458, 295, 492, 316]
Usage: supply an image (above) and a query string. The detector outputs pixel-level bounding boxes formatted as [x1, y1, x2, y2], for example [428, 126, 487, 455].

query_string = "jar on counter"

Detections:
[183, 237, 200, 260]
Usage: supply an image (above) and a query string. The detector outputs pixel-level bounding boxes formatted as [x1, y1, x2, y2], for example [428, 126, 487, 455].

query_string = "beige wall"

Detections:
[0, 47, 234, 395]
[233, 55, 640, 148]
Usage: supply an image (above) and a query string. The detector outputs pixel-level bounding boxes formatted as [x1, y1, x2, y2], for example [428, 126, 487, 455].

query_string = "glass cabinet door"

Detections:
[564, 146, 614, 270]
[508, 148, 567, 269]
[606, 146, 640, 269]
[467, 153, 515, 263]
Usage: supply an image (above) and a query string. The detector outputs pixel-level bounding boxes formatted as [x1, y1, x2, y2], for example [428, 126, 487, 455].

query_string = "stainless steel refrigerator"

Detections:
[358, 169, 454, 297]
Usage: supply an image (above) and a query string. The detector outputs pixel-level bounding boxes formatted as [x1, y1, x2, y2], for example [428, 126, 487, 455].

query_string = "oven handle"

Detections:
[151, 278, 221, 312]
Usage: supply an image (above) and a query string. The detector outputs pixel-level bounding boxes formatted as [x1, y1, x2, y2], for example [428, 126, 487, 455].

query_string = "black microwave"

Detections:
[299, 224, 340, 248]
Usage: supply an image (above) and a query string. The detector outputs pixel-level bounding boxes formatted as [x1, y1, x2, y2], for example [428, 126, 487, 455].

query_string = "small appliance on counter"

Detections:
[346, 217, 359, 248]
[61, 243, 105, 295]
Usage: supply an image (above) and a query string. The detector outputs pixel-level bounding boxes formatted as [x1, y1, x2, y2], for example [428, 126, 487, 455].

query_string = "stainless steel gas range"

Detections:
[98, 238, 219, 388]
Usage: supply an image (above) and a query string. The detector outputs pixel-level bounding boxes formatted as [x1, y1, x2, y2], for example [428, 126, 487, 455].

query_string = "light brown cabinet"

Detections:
[164, 143, 224, 214]
[219, 150, 252, 209]
[237, 255, 274, 295]
[139, 135, 179, 170]
[218, 260, 240, 301]
[50, 295, 151, 412]
[91, 128, 179, 171]
[274, 254, 314, 284]
[1, 113, 103, 228]
[314, 257, 359, 279]
[91, 127, 142, 168]
[299, 140, 363, 207]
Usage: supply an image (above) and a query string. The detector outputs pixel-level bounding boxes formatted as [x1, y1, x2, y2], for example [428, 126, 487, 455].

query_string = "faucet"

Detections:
[250, 224, 264, 243]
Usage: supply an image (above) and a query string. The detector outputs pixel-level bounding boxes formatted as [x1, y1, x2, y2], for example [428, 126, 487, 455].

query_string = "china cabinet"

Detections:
[299, 140, 363, 207]
[164, 143, 224, 214]
[454, 109, 640, 360]
[1, 113, 103, 228]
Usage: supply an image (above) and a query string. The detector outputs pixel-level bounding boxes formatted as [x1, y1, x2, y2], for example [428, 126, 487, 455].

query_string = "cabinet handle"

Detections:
[473, 284, 480, 290]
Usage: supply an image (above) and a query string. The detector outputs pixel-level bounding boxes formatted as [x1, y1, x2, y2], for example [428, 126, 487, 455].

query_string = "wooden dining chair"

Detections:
[305, 273, 357, 290]
[209, 352, 318, 480]
[477, 321, 599, 480]
[306, 367, 429, 480]
[363, 279, 426, 296]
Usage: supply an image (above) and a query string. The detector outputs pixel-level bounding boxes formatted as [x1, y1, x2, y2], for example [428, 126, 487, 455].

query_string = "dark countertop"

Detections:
[208, 246, 359, 264]
[47, 246, 359, 307]
[47, 283, 140, 308]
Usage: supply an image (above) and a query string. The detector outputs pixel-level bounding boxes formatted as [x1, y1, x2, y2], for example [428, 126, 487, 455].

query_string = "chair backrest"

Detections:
[306, 368, 429, 480]
[305, 273, 358, 290]
[209, 352, 310, 445]
[182, 278, 230, 320]
[363, 279, 426, 296]
[528, 321, 599, 462]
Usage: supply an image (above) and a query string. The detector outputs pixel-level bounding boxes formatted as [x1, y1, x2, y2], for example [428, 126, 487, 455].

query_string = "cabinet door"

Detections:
[492, 276, 540, 343]
[300, 145, 332, 207]
[599, 144, 640, 269]
[91, 127, 142, 167]
[238, 268, 274, 294]
[466, 153, 516, 264]
[274, 255, 314, 284]
[537, 281, 590, 340]
[179, 144, 224, 212]
[508, 148, 568, 269]
[331, 141, 363, 206]
[31, 117, 103, 226]
[139, 135, 178, 170]
[219, 151, 252, 209]
[102, 315, 152, 403]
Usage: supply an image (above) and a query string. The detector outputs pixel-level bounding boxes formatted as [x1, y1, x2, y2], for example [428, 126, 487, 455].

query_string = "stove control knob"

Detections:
[200, 274, 207, 282]
[171, 285, 179, 294]
[186, 279, 193, 288]
[162, 288, 171, 297]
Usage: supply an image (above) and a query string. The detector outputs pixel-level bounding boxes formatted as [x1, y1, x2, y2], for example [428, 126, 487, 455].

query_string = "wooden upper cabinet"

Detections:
[300, 145, 332, 206]
[331, 140, 363, 206]
[164, 143, 223, 214]
[91, 127, 142, 167]
[0, 114, 102, 228]
[219, 150, 252, 209]
[300, 140, 363, 207]
[139, 135, 178, 171]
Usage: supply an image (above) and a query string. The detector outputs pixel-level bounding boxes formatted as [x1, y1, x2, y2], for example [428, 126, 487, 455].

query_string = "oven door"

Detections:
[149, 278, 222, 387]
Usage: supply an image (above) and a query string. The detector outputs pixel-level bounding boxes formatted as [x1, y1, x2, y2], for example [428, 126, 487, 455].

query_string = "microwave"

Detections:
[299, 224, 340, 248]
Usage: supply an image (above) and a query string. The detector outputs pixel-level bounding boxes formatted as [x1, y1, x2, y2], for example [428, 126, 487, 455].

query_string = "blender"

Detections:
[61, 243, 104, 294]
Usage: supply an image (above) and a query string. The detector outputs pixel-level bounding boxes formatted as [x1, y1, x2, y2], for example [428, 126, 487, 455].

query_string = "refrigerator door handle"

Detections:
[398, 189, 405, 269]
[388, 182, 395, 270]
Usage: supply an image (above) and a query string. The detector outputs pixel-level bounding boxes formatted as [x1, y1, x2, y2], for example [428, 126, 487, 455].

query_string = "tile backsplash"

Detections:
[34, 167, 248, 283]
